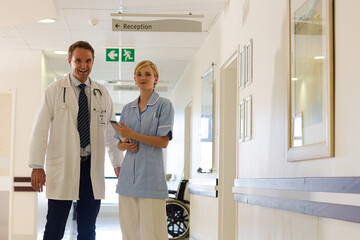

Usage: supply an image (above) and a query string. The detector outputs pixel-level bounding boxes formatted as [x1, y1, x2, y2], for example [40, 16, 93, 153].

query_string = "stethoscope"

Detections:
[62, 87, 103, 109]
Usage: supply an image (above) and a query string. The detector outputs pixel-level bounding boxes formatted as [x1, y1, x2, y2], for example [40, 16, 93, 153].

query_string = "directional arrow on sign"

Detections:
[106, 48, 119, 61]
[108, 50, 118, 60]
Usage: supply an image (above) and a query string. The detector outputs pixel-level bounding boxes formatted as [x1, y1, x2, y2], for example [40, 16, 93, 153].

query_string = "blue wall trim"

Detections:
[189, 178, 218, 198]
[234, 177, 360, 193]
[189, 189, 218, 198]
[234, 193, 360, 223]
[233, 177, 360, 223]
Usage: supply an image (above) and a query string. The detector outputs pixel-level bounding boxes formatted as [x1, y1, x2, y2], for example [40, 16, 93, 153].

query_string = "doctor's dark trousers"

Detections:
[43, 157, 100, 240]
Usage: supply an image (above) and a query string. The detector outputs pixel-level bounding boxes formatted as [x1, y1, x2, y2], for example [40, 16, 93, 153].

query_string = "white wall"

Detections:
[0, 49, 42, 239]
[169, 0, 360, 239]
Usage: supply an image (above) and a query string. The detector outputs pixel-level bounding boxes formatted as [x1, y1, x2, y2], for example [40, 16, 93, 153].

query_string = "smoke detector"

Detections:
[88, 19, 99, 27]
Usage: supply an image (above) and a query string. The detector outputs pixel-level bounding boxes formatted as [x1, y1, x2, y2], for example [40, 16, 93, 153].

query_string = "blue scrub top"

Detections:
[115, 91, 174, 199]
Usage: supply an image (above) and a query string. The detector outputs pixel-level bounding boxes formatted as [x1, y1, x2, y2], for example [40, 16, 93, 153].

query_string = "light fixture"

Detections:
[291, 77, 299, 81]
[109, 79, 169, 84]
[313, 56, 325, 60]
[38, 18, 56, 23]
[110, 12, 204, 18]
[54, 51, 67, 55]
[114, 85, 168, 92]
[89, 19, 99, 27]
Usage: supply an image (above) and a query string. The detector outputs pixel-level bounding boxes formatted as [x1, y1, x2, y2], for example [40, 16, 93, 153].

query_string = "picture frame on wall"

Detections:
[239, 46, 246, 90]
[245, 39, 253, 86]
[245, 95, 252, 141]
[239, 99, 245, 142]
[288, 0, 334, 161]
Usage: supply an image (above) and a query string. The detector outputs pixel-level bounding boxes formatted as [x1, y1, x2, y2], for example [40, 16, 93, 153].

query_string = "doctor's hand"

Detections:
[118, 140, 138, 153]
[31, 169, 46, 192]
[114, 167, 121, 178]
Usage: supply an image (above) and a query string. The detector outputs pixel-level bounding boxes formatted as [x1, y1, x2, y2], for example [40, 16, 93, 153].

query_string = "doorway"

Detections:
[0, 90, 15, 240]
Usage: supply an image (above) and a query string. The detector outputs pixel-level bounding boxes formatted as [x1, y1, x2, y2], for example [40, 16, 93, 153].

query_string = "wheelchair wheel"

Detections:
[166, 199, 190, 240]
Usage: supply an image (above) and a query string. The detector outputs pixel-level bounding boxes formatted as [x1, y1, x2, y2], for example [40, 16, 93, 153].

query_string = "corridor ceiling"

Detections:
[0, 0, 227, 110]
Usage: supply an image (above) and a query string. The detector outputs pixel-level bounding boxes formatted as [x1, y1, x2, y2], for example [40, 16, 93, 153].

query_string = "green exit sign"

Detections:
[106, 48, 119, 61]
[121, 49, 135, 62]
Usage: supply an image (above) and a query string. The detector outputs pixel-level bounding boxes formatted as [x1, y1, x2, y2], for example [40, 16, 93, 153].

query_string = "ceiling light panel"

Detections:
[59, 0, 121, 9]
[38, 18, 56, 23]
[15, 16, 68, 31]
[54, 50, 67, 54]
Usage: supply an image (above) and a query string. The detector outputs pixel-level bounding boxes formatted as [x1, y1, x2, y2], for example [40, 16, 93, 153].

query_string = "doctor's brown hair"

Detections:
[68, 41, 95, 59]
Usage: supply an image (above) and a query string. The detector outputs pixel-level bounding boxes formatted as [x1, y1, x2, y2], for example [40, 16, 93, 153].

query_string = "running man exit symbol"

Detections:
[122, 49, 135, 62]
[106, 49, 119, 61]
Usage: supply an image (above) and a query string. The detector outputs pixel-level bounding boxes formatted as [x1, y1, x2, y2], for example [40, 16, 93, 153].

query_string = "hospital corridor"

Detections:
[2, 0, 360, 239]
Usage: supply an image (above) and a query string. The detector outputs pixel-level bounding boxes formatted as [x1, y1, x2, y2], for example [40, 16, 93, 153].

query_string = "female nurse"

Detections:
[114, 60, 174, 240]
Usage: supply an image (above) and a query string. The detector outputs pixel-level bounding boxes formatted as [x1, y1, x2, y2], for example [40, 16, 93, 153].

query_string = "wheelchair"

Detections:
[166, 179, 190, 240]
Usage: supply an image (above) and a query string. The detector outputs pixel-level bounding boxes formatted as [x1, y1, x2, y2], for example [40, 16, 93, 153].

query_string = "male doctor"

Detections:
[29, 41, 123, 240]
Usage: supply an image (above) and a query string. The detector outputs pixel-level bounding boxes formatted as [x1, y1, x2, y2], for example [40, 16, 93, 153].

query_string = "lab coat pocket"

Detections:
[46, 156, 64, 183]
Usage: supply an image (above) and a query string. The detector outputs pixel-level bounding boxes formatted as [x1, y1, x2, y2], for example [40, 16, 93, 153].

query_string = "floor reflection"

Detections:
[37, 216, 121, 239]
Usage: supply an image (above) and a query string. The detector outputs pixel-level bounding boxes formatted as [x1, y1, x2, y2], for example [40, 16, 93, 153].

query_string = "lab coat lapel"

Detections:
[90, 79, 98, 148]
[61, 75, 78, 123]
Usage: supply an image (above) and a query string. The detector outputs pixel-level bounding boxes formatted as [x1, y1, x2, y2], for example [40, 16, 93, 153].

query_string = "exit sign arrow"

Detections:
[106, 48, 119, 62]
[108, 50, 118, 60]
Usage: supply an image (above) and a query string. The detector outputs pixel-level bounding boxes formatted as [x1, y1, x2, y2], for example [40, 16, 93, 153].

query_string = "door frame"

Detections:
[218, 50, 238, 240]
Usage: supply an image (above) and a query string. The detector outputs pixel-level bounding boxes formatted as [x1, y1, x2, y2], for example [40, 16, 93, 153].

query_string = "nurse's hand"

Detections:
[116, 122, 134, 139]
[31, 169, 46, 192]
[125, 141, 138, 152]
[118, 140, 138, 153]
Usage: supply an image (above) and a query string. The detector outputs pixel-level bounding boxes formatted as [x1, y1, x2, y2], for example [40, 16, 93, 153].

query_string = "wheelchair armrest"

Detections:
[168, 190, 177, 199]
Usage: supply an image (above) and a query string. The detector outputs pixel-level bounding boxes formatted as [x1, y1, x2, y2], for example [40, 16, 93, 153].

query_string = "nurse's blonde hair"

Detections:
[134, 60, 159, 79]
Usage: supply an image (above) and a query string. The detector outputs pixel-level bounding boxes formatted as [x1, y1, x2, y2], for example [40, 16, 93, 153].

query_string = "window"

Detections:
[102, 113, 123, 205]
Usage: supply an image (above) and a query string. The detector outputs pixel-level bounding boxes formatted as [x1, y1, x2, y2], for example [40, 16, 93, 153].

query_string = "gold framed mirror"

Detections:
[288, 0, 334, 161]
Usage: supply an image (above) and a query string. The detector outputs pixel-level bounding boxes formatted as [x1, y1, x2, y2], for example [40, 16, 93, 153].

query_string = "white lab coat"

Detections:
[29, 75, 123, 200]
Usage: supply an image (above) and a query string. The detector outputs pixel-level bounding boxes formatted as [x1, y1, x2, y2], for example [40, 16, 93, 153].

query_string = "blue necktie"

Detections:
[77, 84, 90, 148]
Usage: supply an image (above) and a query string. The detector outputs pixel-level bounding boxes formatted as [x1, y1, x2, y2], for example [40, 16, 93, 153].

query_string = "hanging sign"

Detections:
[112, 19, 201, 32]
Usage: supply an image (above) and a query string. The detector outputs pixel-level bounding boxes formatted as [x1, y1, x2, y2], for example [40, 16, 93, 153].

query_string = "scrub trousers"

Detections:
[118, 194, 168, 240]
[43, 158, 101, 240]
